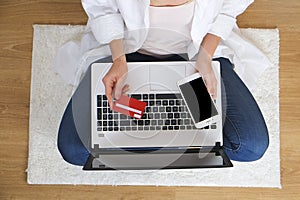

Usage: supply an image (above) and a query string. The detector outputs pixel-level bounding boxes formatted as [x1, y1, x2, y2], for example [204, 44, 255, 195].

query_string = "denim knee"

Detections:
[57, 100, 90, 166]
[246, 132, 269, 161]
[57, 136, 89, 166]
[225, 129, 269, 162]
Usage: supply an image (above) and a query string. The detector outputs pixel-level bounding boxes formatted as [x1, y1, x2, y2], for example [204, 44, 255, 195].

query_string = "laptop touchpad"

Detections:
[150, 65, 186, 91]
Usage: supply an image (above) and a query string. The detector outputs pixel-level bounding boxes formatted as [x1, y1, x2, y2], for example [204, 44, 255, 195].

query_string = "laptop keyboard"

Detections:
[96, 93, 217, 132]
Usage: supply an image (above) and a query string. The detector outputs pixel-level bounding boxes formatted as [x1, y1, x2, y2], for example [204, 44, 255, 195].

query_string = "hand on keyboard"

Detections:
[102, 55, 129, 109]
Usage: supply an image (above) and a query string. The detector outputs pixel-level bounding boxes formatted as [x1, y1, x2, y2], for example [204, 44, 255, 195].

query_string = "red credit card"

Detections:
[112, 95, 147, 119]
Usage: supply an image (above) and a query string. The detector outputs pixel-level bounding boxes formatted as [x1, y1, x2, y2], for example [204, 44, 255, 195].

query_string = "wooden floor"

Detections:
[0, 0, 299, 199]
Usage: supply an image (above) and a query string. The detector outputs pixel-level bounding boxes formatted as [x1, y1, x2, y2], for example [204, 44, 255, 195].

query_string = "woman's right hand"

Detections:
[102, 55, 129, 109]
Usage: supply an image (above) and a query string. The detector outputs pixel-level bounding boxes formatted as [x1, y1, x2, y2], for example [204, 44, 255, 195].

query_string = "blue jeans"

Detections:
[57, 52, 269, 166]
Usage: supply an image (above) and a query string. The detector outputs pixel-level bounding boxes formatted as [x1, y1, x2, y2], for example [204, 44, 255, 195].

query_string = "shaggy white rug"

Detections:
[27, 25, 280, 187]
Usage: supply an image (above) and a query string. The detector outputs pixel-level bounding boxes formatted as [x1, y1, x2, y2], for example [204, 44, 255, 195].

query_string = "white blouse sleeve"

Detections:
[81, 0, 124, 44]
[208, 0, 254, 40]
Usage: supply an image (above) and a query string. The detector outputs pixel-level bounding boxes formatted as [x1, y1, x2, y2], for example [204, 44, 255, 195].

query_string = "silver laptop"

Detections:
[84, 61, 232, 170]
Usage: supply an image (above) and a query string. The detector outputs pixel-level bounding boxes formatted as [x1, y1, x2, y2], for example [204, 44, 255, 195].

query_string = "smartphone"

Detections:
[177, 73, 220, 129]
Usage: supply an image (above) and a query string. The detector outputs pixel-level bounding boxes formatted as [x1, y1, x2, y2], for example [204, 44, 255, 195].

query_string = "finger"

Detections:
[203, 76, 217, 100]
[114, 77, 127, 100]
[122, 84, 130, 94]
[103, 77, 115, 109]
[209, 83, 217, 100]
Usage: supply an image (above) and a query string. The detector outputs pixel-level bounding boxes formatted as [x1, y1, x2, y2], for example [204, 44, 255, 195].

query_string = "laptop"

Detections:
[83, 61, 233, 170]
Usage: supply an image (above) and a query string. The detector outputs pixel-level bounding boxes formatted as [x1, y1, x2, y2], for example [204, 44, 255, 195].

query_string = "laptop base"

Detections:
[83, 142, 233, 170]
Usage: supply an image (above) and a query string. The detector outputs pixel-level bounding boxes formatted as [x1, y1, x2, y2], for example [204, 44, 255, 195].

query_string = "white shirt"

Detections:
[54, 0, 271, 92]
[140, 1, 195, 56]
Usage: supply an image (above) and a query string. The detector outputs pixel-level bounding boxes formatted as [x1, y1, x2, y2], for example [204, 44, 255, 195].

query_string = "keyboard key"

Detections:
[172, 107, 178, 112]
[138, 120, 143, 126]
[120, 114, 127, 119]
[152, 107, 158, 112]
[145, 120, 150, 126]
[103, 101, 108, 107]
[97, 95, 102, 107]
[142, 114, 147, 119]
[138, 127, 143, 131]
[171, 119, 177, 125]
[144, 127, 150, 130]
[126, 127, 131, 131]
[131, 94, 141, 100]
[178, 119, 183, 125]
[162, 126, 168, 130]
[151, 120, 157, 126]
[148, 113, 154, 119]
[158, 120, 164, 125]
[143, 94, 148, 99]
[181, 113, 187, 118]
[120, 120, 130, 126]
[97, 108, 102, 120]
[108, 121, 113, 126]
[150, 127, 155, 130]
[114, 127, 119, 131]
[165, 120, 170, 125]
[168, 113, 173, 119]
[159, 107, 165, 112]
[156, 93, 180, 99]
[161, 113, 167, 119]
[180, 126, 185, 130]
[103, 114, 107, 120]
[156, 101, 162, 106]
[131, 120, 138, 126]
[97, 121, 102, 126]
[103, 121, 107, 126]
[149, 94, 155, 99]
[174, 126, 179, 130]
[149, 101, 155, 106]
[156, 126, 161, 130]
[162, 100, 168, 106]
[179, 106, 185, 112]
[103, 95, 107, 100]
[166, 107, 172, 112]
[169, 100, 174, 105]
[103, 127, 108, 131]
[174, 113, 180, 118]
[176, 100, 181, 105]
[184, 119, 190, 125]
[168, 126, 173, 130]
[154, 113, 160, 119]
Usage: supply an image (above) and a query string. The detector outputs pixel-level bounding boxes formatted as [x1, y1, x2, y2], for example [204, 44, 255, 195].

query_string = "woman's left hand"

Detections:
[195, 52, 217, 100]
[202, 71, 217, 100]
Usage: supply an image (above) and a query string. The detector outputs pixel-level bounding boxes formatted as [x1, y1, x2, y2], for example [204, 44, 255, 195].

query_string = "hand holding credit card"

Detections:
[112, 95, 147, 119]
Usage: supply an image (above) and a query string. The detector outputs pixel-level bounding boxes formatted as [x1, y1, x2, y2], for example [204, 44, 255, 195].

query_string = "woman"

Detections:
[56, 0, 269, 166]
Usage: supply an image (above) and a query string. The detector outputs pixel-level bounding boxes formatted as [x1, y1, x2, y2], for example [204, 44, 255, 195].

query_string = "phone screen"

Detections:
[179, 77, 218, 123]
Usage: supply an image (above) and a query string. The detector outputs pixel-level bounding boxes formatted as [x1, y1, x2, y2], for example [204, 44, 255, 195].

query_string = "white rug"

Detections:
[27, 25, 280, 187]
